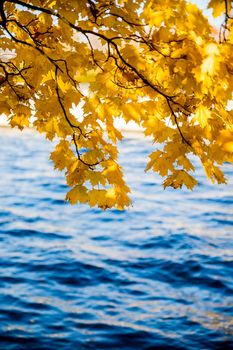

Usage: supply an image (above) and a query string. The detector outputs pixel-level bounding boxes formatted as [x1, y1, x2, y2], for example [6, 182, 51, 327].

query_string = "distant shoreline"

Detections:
[0, 116, 144, 135]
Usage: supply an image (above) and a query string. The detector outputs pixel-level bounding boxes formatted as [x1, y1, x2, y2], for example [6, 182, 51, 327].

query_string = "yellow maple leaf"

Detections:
[208, 0, 225, 18]
[202, 43, 220, 73]
[163, 170, 197, 190]
[193, 105, 212, 128]
[66, 185, 88, 204]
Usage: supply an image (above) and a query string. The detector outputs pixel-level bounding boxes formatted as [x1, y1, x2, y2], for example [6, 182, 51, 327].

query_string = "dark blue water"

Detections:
[0, 128, 232, 350]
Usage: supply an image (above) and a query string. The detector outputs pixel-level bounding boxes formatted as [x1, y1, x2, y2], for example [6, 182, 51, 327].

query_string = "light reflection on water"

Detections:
[0, 127, 232, 350]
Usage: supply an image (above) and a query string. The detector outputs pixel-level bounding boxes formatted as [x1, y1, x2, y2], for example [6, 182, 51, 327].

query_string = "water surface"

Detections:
[0, 128, 232, 350]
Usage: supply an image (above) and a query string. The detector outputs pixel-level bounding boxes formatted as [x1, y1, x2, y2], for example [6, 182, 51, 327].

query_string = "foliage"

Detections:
[0, 0, 233, 209]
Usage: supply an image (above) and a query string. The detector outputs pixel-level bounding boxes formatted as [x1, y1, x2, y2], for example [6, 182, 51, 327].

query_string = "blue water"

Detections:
[0, 127, 232, 350]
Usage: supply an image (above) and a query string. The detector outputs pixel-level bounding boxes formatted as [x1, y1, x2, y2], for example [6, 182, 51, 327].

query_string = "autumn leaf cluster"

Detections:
[0, 0, 233, 209]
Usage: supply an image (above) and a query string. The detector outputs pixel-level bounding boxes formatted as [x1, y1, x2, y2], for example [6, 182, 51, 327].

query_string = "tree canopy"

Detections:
[0, 0, 233, 209]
